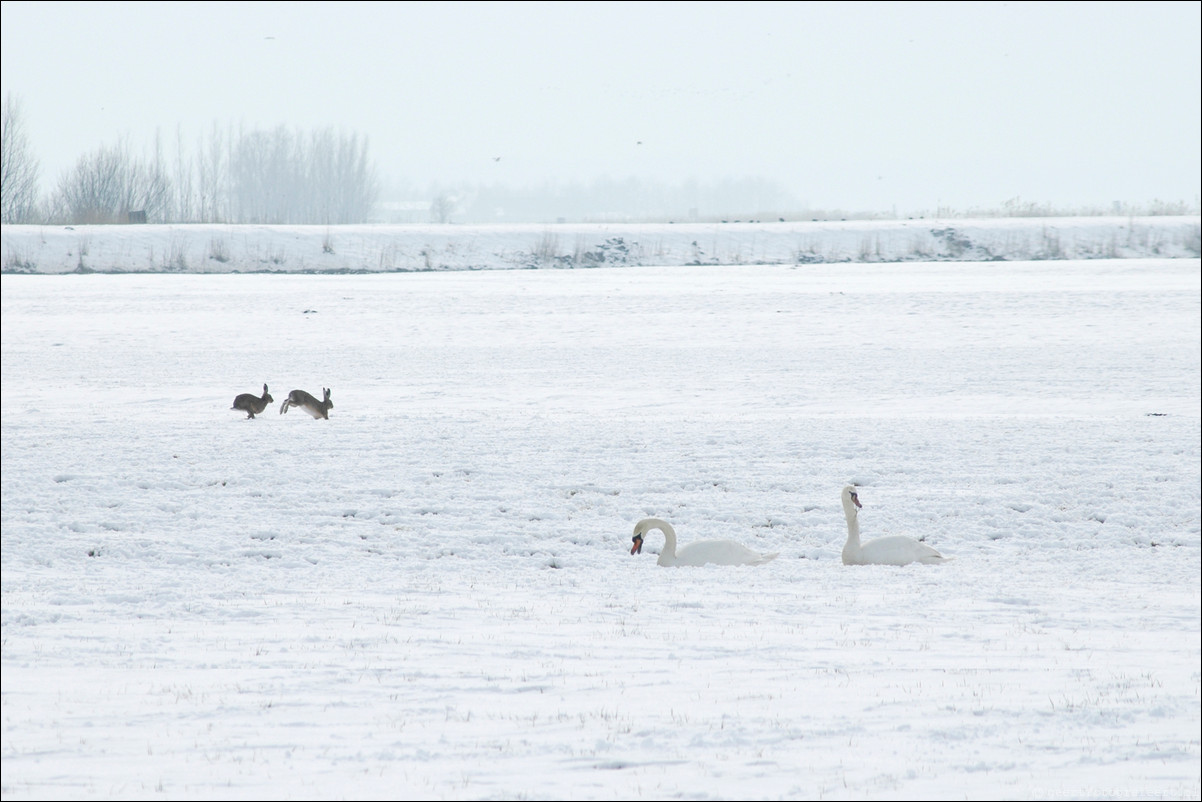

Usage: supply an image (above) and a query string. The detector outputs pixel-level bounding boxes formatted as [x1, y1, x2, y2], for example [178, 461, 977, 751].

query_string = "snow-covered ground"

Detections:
[1, 244, 1200, 799]
[2, 216, 1199, 274]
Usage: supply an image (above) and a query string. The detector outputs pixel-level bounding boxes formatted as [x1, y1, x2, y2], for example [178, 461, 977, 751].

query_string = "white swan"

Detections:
[840, 485, 949, 566]
[631, 517, 779, 567]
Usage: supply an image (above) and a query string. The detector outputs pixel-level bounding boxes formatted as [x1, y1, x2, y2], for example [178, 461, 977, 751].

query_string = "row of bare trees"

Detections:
[52, 136, 172, 224]
[1, 95, 379, 225]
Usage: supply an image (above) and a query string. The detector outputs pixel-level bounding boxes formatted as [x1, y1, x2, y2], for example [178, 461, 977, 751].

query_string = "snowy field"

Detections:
[1, 252, 1200, 800]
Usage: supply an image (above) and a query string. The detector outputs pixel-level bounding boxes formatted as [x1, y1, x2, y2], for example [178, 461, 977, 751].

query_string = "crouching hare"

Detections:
[280, 387, 333, 419]
[232, 383, 274, 419]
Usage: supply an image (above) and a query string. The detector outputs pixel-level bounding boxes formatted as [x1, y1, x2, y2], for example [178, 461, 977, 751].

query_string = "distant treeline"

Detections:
[407, 176, 805, 225]
[3, 95, 1198, 226]
[398, 183, 1200, 226]
[3, 96, 378, 225]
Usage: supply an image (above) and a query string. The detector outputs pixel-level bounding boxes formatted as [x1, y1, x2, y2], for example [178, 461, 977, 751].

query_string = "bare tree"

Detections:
[173, 124, 195, 222]
[144, 128, 172, 220]
[310, 128, 378, 224]
[196, 121, 229, 223]
[229, 124, 298, 223]
[1, 93, 41, 223]
[430, 193, 457, 224]
[227, 124, 378, 224]
[50, 135, 172, 224]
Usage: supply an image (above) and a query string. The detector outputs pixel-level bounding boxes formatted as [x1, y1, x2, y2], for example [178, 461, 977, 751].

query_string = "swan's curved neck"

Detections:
[651, 520, 677, 559]
[843, 500, 860, 547]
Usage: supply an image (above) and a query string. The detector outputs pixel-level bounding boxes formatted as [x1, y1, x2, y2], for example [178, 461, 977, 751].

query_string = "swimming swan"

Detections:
[631, 517, 779, 567]
[840, 485, 949, 566]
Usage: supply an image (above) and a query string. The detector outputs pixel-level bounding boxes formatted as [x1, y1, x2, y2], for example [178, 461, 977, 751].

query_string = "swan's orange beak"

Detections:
[850, 492, 861, 508]
[631, 534, 643, 555]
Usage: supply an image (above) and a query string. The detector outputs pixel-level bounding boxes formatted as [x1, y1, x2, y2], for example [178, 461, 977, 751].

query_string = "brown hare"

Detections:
[231, 384, 274, 419]
[280, 387, 333, 420]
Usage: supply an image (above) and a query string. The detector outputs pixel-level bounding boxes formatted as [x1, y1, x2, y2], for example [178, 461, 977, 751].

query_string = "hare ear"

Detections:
[263, 384, 269, 393]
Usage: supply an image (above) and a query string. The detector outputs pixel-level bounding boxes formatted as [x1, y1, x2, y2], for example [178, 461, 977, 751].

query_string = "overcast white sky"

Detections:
[2, 1, 1199, 213]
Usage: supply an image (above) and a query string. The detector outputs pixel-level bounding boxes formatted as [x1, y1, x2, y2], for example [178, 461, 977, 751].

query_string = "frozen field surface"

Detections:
[2, 258, 1200, 800]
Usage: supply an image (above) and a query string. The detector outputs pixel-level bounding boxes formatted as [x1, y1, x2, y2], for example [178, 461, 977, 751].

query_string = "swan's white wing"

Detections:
[673, 540, 777, 567]
[857, 535, 945, 566]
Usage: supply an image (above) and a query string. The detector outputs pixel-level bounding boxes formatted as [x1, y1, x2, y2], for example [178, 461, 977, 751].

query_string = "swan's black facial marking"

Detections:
[849, 490, 862, 508]
[631, 534, 644, 554]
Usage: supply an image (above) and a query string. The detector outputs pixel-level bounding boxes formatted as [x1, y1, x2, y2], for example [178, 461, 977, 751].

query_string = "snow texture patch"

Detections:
[1, 253, 1199, 801]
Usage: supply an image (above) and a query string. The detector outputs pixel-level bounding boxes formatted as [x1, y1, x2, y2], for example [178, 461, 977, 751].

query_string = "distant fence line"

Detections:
[3, 217, 1198, 275]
